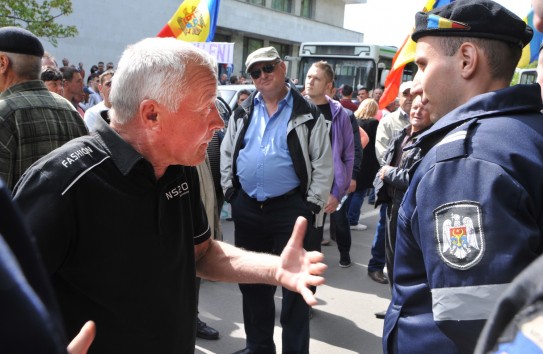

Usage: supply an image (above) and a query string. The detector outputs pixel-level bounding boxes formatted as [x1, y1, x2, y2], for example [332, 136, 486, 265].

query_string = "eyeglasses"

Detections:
[248, 60, 280, 80]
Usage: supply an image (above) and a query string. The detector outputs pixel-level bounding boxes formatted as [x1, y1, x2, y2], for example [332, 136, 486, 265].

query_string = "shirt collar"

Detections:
[0, 80, 47, 99]
[254, 84, 293, 108]
[93, 114, 149, 176]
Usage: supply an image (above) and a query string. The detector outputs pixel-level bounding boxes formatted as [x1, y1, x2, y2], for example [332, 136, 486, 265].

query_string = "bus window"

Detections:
[519, 69, 537, 85]
[297, 43, 396, 91]
[298, 57, 376, 90]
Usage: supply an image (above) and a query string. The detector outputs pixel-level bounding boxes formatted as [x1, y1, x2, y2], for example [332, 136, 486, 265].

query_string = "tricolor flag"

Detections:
[157, 0, 220, 42]
[379, 0, 454, 110]
[426, 14, 469, 30]
[518, 9, 543, 68]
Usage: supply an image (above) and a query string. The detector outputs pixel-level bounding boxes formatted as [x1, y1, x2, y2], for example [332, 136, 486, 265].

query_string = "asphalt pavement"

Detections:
[196, 201, 390, 354]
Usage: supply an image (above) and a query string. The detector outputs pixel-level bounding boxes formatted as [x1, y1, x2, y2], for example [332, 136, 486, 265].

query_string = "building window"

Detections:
[243, 38, 265, 71]
[271, 0, 292, 13]
[301, 0, 314, 19]
[246, 0, 265, 5]
[269, 42, 291, 62]
[213, 33, 230, 42]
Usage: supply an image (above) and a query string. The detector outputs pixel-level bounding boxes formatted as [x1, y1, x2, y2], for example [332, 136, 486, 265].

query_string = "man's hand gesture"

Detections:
[275, 217, 327, 306]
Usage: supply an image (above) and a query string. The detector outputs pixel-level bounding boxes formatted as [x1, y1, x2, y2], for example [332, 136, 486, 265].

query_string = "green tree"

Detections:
[0, 0, 77, 47]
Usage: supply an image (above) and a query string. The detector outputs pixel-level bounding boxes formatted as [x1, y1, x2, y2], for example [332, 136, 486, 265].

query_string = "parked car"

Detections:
[217, 84, 255, 111]
[217, 83, 304, 112]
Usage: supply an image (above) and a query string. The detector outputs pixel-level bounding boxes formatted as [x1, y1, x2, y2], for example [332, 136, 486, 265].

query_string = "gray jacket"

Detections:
[220, 84, 333, 226]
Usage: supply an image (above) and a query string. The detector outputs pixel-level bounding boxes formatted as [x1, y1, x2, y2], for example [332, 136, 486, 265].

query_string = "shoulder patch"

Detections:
[433, 201, 485, 270]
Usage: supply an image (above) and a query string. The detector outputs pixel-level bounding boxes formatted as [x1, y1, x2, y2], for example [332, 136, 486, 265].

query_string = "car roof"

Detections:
[217, 84, 256, 110]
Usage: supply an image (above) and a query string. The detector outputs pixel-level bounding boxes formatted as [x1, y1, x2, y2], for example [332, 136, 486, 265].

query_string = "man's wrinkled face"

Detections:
[409, 95, 433, 132]
[158, 68, 224, 166]
[399, 89, 414, 114]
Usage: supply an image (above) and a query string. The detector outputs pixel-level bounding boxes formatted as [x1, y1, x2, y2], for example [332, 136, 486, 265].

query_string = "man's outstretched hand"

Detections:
[276, 217, 327, 306]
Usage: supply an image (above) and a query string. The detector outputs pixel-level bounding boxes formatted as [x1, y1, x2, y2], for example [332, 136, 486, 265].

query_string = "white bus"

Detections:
[289, 42, 416, 91]
[517, 68, 537, 85]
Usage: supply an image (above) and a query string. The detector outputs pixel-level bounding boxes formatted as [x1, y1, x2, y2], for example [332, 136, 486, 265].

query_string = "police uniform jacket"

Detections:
[383, 84, 543, 354]
[0, 179, 68, 353]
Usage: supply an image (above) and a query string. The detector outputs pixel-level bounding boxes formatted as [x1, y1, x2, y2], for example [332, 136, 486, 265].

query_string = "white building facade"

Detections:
[41, 0, 364, 81]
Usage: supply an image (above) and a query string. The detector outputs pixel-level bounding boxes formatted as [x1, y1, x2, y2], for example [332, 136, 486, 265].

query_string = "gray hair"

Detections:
[109, 37, 217, 124]
[1, 52, 41, 80]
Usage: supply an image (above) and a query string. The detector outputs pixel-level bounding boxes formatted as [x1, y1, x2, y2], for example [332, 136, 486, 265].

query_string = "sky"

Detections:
[343, 0, 532, 48]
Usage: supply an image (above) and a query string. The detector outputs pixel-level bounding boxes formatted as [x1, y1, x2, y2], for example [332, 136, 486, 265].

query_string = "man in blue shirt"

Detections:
[221, 47, 333, 354]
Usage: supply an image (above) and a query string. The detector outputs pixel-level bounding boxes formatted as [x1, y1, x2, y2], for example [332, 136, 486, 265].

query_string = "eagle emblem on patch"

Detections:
[434, 201, 485, 270]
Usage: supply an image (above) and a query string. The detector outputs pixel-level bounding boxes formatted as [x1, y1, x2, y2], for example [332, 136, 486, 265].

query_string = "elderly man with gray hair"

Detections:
[13, 38, 327, 353]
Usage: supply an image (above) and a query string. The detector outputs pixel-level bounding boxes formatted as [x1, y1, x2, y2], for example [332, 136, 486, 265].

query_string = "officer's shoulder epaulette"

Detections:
[433, 119, 479, 162]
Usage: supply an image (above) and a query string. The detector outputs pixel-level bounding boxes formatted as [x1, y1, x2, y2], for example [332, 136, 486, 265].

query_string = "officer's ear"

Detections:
[458, 42, 478, 80]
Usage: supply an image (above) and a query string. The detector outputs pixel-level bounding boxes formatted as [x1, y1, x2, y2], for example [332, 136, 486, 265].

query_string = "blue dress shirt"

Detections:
[236, 88, 300, 201]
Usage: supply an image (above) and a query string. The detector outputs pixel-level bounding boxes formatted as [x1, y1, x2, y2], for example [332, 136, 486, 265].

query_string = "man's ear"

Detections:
[325, 81, 333, 95]
[0, 54, 11, 75]
[458, 42, 478, 80]
[139, 99, 160, 128]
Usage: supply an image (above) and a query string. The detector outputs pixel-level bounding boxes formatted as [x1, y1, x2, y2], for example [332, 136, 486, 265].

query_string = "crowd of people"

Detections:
[0, 0, 543, 353]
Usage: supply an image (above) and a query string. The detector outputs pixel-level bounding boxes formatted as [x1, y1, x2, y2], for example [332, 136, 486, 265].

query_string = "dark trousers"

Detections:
[368, 203, 387, 272]
[231, 190, 313, 354]
[315, 201, 351, 258]
[384, 200, 401, 288]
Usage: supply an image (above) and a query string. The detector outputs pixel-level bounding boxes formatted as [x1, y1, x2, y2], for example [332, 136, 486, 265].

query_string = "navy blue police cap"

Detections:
[412, 0, 533, 48]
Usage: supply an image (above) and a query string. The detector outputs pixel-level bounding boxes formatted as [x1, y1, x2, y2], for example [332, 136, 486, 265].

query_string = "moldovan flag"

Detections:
[379, 0, 454, 110]
[518, 9, 543, 68]
[157, 0, 220, 42]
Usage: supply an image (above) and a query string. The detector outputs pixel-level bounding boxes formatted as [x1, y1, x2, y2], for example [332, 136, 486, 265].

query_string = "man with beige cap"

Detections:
[221, 47, 332, 354]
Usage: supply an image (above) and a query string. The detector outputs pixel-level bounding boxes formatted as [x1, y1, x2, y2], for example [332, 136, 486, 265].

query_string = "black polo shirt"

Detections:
[13, 117, 210, 354]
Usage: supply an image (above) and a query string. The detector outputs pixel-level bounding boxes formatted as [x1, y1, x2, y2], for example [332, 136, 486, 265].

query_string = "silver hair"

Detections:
[109, 37, 217, 125]
[1, 52, 41, 80]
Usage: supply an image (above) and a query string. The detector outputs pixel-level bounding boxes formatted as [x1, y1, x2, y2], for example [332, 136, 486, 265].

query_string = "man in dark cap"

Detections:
[0, 27, 87, 190]
[383, 1, 543, 353]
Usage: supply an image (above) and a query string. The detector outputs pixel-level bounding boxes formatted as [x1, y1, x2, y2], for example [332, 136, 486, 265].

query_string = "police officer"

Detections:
[475, 1, 543, 352]
[383, 1, 543, 353]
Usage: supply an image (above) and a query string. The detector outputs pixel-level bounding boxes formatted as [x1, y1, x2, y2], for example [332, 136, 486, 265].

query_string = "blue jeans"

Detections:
[368, 203, 387, 272]
[346, 188, 367, 226]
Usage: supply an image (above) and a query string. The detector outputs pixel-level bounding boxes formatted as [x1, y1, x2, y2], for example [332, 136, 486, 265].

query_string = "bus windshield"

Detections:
[298, 57, 377, 90]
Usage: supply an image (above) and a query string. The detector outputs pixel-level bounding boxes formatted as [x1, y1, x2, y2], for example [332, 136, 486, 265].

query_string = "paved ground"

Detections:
[196, 202, 390, 354]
